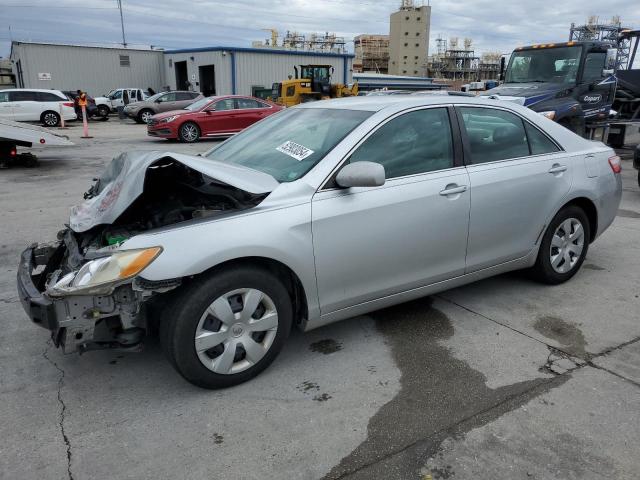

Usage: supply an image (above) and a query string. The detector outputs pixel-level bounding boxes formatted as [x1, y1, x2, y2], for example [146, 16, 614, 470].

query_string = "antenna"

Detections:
[117, 0, 127, 47]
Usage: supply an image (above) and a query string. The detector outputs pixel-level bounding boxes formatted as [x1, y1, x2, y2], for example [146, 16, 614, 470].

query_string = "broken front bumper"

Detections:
[17, 244, 145, 353]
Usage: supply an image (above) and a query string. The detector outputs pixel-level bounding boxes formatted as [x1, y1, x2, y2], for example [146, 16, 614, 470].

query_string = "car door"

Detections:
[156, 92, 178, 112]
[576, 49, 615, 120]
[235, 98, 270, 128]
[312, 107, 470, 314]
[9, 90, 40, 121]
[199, 98, 240, 135]
[458, 106, 571, 272]
[0, 91, 14, 119]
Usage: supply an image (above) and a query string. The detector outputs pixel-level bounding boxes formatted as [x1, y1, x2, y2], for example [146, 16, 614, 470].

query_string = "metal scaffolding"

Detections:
[569, 16, 632, 69]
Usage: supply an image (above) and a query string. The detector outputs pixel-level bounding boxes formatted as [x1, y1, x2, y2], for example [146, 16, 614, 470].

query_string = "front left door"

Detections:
[199, 98, 238, 135]
[312, 107, 470, 314]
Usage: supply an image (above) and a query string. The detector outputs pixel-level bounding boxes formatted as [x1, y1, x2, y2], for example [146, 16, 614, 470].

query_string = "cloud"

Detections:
[0, 0, 638, 58]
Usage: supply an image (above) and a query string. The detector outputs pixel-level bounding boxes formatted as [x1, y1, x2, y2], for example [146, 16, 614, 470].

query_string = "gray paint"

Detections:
[163, 49, 353, 96]
[10, 42, 164, 97]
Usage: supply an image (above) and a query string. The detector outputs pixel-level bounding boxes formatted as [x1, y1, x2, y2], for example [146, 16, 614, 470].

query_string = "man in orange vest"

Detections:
[77, 90, 87, 118]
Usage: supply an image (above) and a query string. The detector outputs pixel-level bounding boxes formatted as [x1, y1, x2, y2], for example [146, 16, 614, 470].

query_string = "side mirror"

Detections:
[335, 161, 385, 188]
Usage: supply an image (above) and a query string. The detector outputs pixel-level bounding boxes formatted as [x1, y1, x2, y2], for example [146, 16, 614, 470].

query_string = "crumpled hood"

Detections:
[69, 151, 279, 233]
[483, 82, 565, 107]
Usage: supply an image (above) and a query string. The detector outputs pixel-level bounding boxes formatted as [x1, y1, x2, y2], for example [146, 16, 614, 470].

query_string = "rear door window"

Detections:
[0, 92, 9, 102]
[176, 92, 193, 101]
[36, 92, 62, 102]
[237, 98, 262, 109]
[524, 122, 560, 155]
[9, 91, 38, 102]
[459, 107, 530, 163]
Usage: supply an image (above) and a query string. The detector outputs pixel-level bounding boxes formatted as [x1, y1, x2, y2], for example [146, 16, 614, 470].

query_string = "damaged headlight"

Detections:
[160, 115, 179, 123]
[48, 247, 162, 296]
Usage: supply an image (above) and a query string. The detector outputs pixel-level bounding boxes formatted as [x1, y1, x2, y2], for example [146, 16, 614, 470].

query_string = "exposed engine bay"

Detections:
[62, 155, 266, 272]
[19, 151, 274, 354]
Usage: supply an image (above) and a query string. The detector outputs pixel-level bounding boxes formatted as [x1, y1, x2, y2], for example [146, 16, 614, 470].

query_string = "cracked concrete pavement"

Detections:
[1, 120, 639, 479]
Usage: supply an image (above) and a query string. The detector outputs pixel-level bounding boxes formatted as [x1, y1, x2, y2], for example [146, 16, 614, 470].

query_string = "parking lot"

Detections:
[1, 118, 640, 480]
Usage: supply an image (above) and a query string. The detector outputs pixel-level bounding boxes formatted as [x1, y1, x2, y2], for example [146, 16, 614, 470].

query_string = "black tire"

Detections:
[178, 122, 200, 143]
[637, 169, 640, 189]
[531, 205, 590, 284]
[97, 104, 110, 119]
[137, 109, 154, 124]
[160, 266, 293, 389]
[40, 111, 60, 127]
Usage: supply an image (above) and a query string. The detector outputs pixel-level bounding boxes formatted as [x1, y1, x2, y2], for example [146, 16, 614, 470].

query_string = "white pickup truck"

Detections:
[94, 88, 149, 116]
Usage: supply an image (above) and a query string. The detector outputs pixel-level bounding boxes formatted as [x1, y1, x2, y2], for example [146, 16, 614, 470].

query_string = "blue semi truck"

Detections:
[483, 32, 640, 149]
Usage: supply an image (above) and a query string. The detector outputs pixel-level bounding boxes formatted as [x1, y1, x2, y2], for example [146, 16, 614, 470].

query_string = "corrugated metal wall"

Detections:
[164, 49, 354, 96]
[10, 43, 165, 96]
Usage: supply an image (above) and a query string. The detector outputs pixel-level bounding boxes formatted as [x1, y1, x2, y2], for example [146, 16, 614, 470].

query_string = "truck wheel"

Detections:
[97, 104, 110, 119]
[178, 122, 200, 142]
[160, 266, 293, 389]
[41, 111, 60, 127]
[530, 205, 590, 285]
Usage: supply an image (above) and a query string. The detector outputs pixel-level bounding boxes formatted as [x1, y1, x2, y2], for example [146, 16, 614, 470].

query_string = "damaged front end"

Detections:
[17, 151, 276, 353]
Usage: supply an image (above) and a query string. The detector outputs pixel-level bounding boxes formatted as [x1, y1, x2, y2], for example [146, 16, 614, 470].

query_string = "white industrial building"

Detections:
[162, 46, 354, 97]
[9, 42, 165, 96]
[8, 41, 354, 98]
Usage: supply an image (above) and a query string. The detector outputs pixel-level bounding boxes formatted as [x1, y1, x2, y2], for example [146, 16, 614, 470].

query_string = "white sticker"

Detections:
[276, 141, 314, 161]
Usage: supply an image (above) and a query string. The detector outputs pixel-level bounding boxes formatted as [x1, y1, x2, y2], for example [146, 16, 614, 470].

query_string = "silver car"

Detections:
[18, 96, 622, 388]
[124, 90, 203, 123]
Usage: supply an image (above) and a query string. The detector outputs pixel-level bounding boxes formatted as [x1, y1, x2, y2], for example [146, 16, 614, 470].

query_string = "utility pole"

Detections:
[117, 0, 127, 47]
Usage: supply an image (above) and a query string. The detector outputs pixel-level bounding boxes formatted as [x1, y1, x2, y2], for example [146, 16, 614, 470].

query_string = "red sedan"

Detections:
[147, 95, 283, 143]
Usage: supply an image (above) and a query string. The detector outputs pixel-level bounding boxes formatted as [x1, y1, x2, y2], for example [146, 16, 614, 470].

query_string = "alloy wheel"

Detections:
[549, 218, 584, 274]
[43, 113, 58, 126]
[181, 123, 198, 142]
[140, 111, 152, 123]
[194, 288, 279, 374]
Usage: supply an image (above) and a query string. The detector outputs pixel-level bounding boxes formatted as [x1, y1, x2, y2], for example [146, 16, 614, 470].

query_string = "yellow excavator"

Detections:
[272, 65, 358, 107]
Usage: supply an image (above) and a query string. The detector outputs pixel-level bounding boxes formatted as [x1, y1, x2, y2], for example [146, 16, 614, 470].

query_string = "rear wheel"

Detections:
[178, 121, 200, 142]
[531, 206, 590, 284]
[41, 111, 60, 127]
[160, 267, 293, 389]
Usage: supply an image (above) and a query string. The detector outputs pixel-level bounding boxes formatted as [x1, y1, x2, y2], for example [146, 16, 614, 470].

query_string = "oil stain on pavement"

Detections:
[617, 209, 640, 219]
[310, 339, 343, 354]
[324, 297, 558, 480]
[534, 316, 587, 358]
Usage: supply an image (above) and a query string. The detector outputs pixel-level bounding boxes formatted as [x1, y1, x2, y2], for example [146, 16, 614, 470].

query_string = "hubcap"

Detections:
[550, 218, 584, 274]
[182, 124, 198, 141]
[141, 111, 152, 123]
[194, 288, 278, 375]
[44, 113, 57, 126]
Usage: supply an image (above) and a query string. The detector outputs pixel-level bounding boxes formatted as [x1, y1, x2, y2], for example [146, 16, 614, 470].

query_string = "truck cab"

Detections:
[484, 41, 618, 135]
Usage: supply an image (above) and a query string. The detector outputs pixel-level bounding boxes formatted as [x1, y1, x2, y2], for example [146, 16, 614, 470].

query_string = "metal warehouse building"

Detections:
[162, 47, 354, 97]
[9, 42, 165, 96]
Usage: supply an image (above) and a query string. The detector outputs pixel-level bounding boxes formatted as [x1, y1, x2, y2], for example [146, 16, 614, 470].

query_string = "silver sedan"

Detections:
[18, 96, 622, 388]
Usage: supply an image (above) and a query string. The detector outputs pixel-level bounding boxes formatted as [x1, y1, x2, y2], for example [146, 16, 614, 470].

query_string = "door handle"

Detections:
[548, 164, 567, 174]
[439, 184, 467, 196]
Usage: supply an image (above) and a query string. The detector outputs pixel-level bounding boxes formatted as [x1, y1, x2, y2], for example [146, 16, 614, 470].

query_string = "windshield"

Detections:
[204, 108, 372, 182]
[186, 97, 213, 111]
[505, 46, 582, 84]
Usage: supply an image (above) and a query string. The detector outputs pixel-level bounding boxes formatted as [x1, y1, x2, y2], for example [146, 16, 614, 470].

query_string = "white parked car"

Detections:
[94, 88, 149, 115]
[0, 89, 77, 127]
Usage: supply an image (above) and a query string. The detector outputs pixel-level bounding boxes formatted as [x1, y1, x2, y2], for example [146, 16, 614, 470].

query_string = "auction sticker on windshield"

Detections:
[276, 141, 314, 161]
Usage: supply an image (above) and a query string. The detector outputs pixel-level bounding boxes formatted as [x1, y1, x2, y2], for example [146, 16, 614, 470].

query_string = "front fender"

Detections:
[121, 201, 320, 320]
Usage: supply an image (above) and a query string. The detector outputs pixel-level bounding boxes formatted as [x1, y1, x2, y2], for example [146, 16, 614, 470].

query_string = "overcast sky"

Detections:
[0, 0, 638, 58]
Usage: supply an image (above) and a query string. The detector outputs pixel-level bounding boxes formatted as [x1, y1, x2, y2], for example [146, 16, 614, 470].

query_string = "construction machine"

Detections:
[272, 65, 358, 107]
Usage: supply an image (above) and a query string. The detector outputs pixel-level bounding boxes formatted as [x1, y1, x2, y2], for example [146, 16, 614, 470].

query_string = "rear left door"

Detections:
[458, 106, 571, 272]
[174, 92, 195, 110]
[156, 92, 178, 112]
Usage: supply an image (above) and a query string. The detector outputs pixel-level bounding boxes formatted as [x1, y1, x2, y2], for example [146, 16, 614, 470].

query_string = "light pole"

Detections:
[117, 0, 127, 47]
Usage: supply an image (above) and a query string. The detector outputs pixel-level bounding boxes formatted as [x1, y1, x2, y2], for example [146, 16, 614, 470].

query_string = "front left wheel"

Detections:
[178, 122, 200, 142]
[160, 267, 293, 389]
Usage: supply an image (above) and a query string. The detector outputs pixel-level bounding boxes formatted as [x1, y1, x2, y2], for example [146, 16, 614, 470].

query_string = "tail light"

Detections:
[62, 102, 74, 108]
[608, 155, 621, 174]
[10, 147, 17, 157]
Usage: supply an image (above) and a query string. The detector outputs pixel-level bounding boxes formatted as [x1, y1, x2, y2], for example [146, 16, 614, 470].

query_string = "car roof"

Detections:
[0, 88, 64, 94]
[295, 95, 509, 112]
